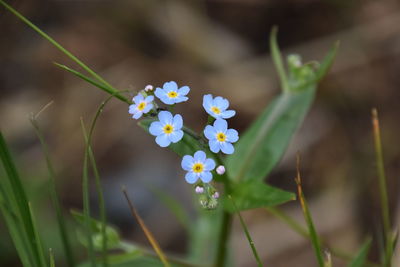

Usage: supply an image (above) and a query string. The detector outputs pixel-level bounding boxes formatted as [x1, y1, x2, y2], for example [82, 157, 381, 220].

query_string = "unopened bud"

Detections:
[144, 85, 153, 92]
[212, 192, 220, 199]
[216, 165, 225, 175]
[195, 186, 204, 194]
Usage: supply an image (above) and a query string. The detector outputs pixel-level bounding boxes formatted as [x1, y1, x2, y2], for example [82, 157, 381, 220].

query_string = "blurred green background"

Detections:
[1, 0, 400, 266]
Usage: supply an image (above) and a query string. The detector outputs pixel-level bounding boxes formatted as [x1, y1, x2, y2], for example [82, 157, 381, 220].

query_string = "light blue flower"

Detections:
[181, 151, 216, 184]
[202, 94, 236, 119]
[128, 94, 154, 119]
[154, 81, 190, 105]
[149, 111, 184, 147]
[204, 119, 239, 154]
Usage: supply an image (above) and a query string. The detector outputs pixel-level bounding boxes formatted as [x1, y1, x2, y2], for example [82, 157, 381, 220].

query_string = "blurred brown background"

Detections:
[1, 0, 400, 266]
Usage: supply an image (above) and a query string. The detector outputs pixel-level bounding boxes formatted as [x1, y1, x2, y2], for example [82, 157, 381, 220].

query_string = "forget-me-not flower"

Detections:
[203, 94, 235, 119]
[204, 119, 239, 154]
[149, 111, 184, 147]
[128, 94, 154, 119]
[181, 151, 215, 184]
[155, 81, 190, 105]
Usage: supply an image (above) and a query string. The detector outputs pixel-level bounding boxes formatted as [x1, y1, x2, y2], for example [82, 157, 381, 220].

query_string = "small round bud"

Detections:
[212, 192, 220, 199]
[216, 165, 225, 175]
[144, 85, 153, 92]
[195, 186, 204, 194]
[207, 198, 218, 210]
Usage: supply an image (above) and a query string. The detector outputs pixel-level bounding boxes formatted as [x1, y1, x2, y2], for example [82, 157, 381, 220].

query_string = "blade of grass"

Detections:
[83, 95, 120, 267]
[295, 153, 324, 267]
[80, 120, 96, 267]
[121, 186, 171, 267]
[371, 108, 393, 267]
[49, 248, 55, 267]
[347, 238, 372, 267]
[228, 195, 263, 267]
[270, 26, 289, 93]
[28, 202, 47, 267]
[0, 0, 116, 91]
[30, 103, 75, 267]
[0, 186, 34, 267]
[0, 132, 44, 267]
[54, 63, 131, 105]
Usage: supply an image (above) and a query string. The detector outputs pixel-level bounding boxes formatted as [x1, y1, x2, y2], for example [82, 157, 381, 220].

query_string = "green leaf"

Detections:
[71, 210, 121, 251]
[0, 132, 46, 267]
[226, 35, 338, 183]
[222, 181, 295, 212]
[138, 119, 203, 157]
[347, 238, 372, 267]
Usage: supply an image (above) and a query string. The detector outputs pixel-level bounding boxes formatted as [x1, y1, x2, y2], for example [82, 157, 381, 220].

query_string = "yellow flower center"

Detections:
[167, 91, 178, 98]
[216, 132, 226, 142]
[163, 124, 174, 134]
[211, 106, 221, 114]
[137, 102, 146, 111]
[192, 163, 204, 173]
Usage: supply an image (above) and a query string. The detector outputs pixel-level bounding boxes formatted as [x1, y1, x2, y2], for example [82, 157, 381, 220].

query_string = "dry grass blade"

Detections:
[121, 186, 171, 267]
[295, 153, 324, 267]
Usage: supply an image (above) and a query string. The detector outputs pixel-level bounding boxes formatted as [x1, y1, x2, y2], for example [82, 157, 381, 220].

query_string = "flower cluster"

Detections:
[129, 81, 239, 209]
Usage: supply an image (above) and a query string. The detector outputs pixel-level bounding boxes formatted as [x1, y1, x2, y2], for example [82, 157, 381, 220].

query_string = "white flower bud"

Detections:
[212, 192, 220, 199]
[216, 165, 225, 175]
[195, 186, 204, 194]
[144, 84, 153, 92]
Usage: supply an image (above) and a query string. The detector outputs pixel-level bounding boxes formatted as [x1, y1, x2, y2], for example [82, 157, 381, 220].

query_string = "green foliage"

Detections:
[347, 238, 372, 267]
[0, 132, 47, 267]
[71, 210, 121, 251]
[222, 181, 295, 212]
[226, 31, 338, 183]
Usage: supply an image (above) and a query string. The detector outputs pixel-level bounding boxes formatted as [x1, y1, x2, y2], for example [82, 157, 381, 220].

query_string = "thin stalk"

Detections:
[265, 207, 380, 267]
[121, 187, 171, 267]
[80, 119, 96, 267]
[295, 154, 324, 267]
[30, 104, 75, 267]
[229, 195, 263, 266]
[0, 0, 116, 91]
[371, 108, 392, 266]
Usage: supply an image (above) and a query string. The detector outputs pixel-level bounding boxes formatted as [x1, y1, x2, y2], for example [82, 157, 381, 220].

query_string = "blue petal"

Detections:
[169, 130, 183, 143]
[155, 134, 171, 147]
[202, 94, 213, 110]
[226, 129, 239, 142]
[185, 172, 198, 184]
[181, 155, 194, 170]
[204, 125, 216, 140]
[209, 140, 220, 153]
[159, 95, 175, 105]
[220, 142, 234, 154]
[173, 114, 183, 129]
[132, 112, 142, 119]
[214, 96, 229, 110]
[149, 121, 163, 136]
[214, 119, 228, 132]
[221, 110, 236, 119]
[178, 86, 190, 96]
[194, 151, 206, 162]
[158, 111, 173, 124]
[200, 171, 213, 183]
[145, 95, 154, 102]
[142, 103, 153, 113]
[175, 96, 188, 103]
[133, 94, 144, 103]
[154, 88, 165, 99]
[204, 158, 215, 171]
[163, 81, 178, 91]
[128, 104, 136, 114]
